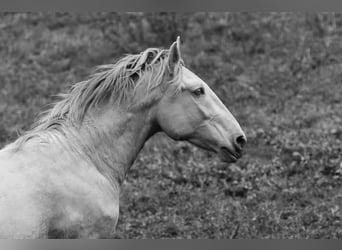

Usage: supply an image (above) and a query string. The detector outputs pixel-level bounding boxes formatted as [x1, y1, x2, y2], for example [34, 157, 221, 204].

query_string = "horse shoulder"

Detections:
[45, 176, 120, 238]
[0, 143, 120, 238]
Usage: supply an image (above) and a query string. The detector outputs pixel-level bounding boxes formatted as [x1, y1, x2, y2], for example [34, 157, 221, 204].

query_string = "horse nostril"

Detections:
[235, 135, 247, 150]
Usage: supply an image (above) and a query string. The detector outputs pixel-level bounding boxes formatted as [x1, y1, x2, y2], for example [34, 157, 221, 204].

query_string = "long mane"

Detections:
[13, 47, 184, 148]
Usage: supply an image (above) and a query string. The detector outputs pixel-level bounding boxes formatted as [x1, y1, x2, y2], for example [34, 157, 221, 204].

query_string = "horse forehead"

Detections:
[182, 67, 206, 87]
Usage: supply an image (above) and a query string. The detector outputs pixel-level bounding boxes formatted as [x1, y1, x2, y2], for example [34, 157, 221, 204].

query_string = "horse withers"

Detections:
[0, 37, 246, 238]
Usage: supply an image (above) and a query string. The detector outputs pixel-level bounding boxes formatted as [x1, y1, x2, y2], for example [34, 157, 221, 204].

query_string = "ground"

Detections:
[0, 13, 342, 238]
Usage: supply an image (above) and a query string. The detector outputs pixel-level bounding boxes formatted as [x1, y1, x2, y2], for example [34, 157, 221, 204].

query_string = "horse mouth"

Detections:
[219, 147, 242, 163]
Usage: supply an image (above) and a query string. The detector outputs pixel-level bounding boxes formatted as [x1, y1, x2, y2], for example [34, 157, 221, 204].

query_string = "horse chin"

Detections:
[219, 154, 238, 163]
[218, 147, 241, 163]
[186, 138, 241, 163]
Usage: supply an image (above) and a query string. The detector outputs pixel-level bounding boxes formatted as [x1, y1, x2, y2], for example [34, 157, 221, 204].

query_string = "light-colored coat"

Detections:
[0, 38, 246, 238]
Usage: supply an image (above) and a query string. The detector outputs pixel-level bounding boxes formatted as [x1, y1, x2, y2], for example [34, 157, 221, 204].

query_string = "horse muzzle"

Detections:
[219, 134, 247, 163]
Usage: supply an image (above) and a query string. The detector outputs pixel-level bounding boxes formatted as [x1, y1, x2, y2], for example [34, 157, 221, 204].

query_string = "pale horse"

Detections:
[0, 37, 246, 238]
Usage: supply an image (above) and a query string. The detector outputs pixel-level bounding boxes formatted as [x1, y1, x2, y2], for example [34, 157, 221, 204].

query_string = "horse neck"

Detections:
[74, 104, 157, 189]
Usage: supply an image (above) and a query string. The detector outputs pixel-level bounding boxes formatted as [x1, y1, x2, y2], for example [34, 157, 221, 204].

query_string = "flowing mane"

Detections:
[13, 47, 184, 148]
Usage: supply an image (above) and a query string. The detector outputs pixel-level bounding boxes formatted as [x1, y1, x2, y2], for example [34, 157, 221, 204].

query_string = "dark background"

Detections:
[0, 12, 342, 238]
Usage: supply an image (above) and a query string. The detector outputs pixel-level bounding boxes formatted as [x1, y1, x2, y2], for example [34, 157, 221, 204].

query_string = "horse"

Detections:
[0, 37, 246, 238]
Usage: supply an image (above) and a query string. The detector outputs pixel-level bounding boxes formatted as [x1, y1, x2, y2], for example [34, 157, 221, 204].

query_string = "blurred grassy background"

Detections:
[1, 13, 342, 238]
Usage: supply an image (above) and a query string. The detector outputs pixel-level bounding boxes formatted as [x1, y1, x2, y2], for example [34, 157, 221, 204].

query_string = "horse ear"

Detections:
[167, 36, 181, 74]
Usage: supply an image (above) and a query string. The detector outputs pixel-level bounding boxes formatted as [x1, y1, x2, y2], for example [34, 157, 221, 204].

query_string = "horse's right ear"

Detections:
[167, 36, 181, 75]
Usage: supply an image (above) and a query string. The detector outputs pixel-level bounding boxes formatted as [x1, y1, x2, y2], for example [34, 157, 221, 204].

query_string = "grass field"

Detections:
[1, 13, 342, 238]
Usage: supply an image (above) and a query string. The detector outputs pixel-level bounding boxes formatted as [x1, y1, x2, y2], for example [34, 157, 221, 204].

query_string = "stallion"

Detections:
[0, 37, 246, 238]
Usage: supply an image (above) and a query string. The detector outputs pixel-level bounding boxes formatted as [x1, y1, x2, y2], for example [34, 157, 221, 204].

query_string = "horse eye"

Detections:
[193, 87, 205, 96]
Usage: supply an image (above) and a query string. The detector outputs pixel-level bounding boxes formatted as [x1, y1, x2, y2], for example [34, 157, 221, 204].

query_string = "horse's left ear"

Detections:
[167, 36, 181, 75]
